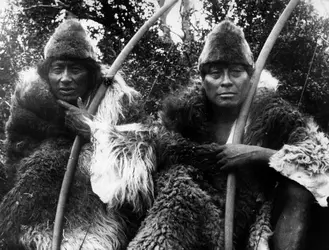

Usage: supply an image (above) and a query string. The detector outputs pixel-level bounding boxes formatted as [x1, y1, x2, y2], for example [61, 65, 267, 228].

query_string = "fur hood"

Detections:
[198, 20, 254, 77]
[13, 67, 64, 122]
[44, 19, 97, 60]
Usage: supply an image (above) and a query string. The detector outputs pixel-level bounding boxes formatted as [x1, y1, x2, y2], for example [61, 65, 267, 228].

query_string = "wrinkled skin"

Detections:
[202, 63, 251, 110]
[48, 60, 89, 104]
[50, 59, 92, 139]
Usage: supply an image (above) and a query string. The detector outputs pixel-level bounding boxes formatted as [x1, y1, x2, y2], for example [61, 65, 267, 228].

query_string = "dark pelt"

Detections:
[160, 81, 215, 144]
[128, 164, 225, 249]
[155, 81, 313, 249]
[245, 88, 308, 149]
[0, 139, 70, 245]
[198, 20, 254, 76]
[0, 66, 142, 248]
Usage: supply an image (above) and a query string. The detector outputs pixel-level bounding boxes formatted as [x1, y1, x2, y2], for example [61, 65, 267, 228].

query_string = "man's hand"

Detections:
[215, 144, 277, 172]
[57, 97, 92, 139]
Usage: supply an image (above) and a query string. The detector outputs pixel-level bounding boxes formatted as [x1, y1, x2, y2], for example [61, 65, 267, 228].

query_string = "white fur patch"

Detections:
[84, 74, 157, 212]
[270, 120, 329, 207]
[94, 72, 140, 125]
[88, 122, 156, 212]
[15, 68, 51, 101]
[248, 201, 273, 250]
[20, 209, 127, 250]
[257, 70, 279, 91]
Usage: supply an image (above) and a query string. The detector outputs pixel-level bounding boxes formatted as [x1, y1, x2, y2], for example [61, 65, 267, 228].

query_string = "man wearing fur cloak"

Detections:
[0, 18, 155, 249]
[122, 20, 329, 249]
[2, 17, 329, 250]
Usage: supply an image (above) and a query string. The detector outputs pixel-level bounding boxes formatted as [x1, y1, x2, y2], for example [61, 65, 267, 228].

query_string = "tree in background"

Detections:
[0, 0, 329, 139]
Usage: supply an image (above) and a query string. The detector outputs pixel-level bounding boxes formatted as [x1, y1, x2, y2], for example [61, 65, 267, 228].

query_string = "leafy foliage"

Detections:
[0, 0, 329, 137]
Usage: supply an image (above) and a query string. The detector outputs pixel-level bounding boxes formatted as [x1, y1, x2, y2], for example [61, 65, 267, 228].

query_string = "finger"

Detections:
[213, 145, 226, 154]
[196, 150, 218, 157]
[216, 152, 225, 160]
[196, 146, 224, 155]
[57, 100, 75, 110]
[77, 97, 86, 110]
[220, 164, 230, 172]
[216, 145, 226, 150]
[217, 158, 226, 167]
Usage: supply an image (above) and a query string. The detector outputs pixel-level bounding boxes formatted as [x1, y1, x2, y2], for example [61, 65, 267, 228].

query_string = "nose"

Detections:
[60, 68, 72, 85]
[220, 70, 232, 87]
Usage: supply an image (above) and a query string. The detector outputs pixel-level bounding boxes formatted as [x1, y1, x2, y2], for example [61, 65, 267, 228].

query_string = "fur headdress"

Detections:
[198, 20, 254, 76]
[44, 19, 97, 60]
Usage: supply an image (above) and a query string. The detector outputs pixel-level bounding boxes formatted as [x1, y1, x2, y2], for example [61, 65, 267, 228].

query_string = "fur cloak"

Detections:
[2, 65, 329, 250]
[125, 74, 329, 250]
[0, 65, 148, 249]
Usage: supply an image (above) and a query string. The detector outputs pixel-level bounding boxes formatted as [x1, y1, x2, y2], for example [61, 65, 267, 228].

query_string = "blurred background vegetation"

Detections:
[0, 0, 329, 160]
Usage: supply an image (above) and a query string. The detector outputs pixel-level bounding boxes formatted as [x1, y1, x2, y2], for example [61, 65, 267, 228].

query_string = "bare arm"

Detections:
[215, 144, 277, 172]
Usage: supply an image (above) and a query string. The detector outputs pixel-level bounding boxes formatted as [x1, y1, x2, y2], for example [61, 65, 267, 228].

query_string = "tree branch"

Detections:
[24, 5, 63, 11]
[161, 24, 184, 41]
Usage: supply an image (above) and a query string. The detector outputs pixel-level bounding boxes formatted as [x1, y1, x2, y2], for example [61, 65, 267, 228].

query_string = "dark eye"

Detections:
[208, 68, 223, 78]
[210, 72, 223, 79]
[71, 66, 86, 74]
[230, 67, 245, 77]
[50, 67, 63, 74]
[71, 68, 81, 74]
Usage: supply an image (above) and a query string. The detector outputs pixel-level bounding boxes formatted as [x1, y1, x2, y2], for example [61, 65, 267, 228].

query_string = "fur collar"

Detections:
[160, 80, 213, 143]
[13, 67, 64, 121]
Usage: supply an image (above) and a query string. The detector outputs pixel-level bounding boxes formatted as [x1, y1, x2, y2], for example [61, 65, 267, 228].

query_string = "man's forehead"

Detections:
[208, 62, 246, 68]
[204, 62, 247, 72]
[50, 60, 80, 67]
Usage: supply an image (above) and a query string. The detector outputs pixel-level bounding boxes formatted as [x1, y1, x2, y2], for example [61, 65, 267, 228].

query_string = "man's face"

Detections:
[48, 60, 89, 104]
[202, 63, 251, 109]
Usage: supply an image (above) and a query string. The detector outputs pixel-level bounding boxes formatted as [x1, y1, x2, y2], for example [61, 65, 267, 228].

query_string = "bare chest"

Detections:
[213, 122, 235, 145]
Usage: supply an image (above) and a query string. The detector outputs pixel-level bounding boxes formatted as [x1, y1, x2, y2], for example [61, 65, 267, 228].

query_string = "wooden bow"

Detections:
[52, 0, 179, 249]
[224, 0, 301, 249]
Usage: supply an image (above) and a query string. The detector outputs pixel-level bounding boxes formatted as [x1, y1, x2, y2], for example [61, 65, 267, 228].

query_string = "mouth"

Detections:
[218, 93, 236, 98]
[59, 89, 76, 95]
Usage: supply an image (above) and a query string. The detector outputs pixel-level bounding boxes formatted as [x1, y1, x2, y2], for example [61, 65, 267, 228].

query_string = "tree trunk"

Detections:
[180, 0, 194, 42]
[158, 0, 174, 43]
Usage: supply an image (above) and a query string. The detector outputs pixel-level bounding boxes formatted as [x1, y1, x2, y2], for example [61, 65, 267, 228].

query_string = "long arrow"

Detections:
[224, 0, 301, 249]
[52, 0, 179, 249]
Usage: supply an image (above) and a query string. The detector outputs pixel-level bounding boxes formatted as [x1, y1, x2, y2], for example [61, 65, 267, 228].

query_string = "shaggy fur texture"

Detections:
[3, 60, 328, 249]
[44, 19, 97, 60]
[198, 20, 254, 76]
[129, 71, 325, 249]
[270, 120, 329, 207]
[88, 122, 157, 211]
[0, 65, 147, 249]
[0, 161, 9, 199]
[247, 201, 273, 250]
[127, 164, 225, 250]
